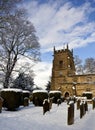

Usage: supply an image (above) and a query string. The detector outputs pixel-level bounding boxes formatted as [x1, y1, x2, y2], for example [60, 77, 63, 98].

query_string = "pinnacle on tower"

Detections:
[67, 44, 69, 50]
[54, 46, 55, 52]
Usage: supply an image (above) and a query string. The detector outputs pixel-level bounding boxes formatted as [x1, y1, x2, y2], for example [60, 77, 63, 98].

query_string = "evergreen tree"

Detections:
[46, 81, 51, 92]
[12, 72, 34, 91]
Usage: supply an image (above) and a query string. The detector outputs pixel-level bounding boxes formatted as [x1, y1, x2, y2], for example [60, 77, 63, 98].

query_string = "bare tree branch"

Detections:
[0, 0, 40, 88]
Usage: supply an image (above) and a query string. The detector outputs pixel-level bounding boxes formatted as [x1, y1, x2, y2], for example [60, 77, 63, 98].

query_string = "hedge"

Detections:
[32, 90, 48, 106]
[1, 88, 22, 111]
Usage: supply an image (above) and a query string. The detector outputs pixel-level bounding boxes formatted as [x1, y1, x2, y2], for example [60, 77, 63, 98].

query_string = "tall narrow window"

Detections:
[59, 60, 63, 68]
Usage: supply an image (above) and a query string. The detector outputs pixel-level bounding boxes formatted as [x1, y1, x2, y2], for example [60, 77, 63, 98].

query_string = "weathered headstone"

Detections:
[84, 101, 88, 112]
[77, 99, 81, 110]
[24, 97, 29, 107]
[0, 97, 3, 113]
[80, 102, 83, 118]
[57, 99, 61, 106]
[92, 98, 95, 109]
[80, 101, 85, 118]
[49, 98, 53, 110]
[67, 102, 74, 125]
[43, 99, 49, 115]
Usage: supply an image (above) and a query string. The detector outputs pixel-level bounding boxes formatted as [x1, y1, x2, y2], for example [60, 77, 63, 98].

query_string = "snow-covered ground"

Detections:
[0, 102, 95, 130]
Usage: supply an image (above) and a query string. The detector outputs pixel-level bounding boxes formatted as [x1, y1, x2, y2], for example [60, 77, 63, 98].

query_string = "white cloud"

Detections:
[33, 62, 52, 88]
[23, 0, 95, 52]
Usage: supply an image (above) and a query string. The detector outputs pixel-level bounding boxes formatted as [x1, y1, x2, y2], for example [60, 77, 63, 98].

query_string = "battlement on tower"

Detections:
[54, 44, 73, 55]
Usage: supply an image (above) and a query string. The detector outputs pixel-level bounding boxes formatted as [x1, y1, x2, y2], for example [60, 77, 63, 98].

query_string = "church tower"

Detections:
[51, 45, 95, 98]
[51, 45, 76, 95]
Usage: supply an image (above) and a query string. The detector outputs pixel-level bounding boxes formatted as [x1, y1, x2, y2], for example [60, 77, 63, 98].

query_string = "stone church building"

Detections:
[51, 45, 95, 98]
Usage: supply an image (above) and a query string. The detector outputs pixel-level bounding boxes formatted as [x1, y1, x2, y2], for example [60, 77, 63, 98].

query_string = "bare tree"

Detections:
[74, 56, 95, 74]
[0, 0, 22, 23]
[74, 55, 83, 74]
[84, 58, 95, 74]
[0, 1, 40, 88]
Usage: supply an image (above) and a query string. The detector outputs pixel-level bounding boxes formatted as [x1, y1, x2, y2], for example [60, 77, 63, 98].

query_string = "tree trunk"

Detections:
[3, 72, 11, 88]
[3, 54, 17, 88]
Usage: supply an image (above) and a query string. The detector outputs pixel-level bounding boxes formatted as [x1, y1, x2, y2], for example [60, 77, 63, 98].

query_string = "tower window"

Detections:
[59, 60, 63, 68]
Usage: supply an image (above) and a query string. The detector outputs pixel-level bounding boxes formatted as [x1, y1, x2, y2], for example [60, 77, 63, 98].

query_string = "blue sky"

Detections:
[20, 0, 95, 88]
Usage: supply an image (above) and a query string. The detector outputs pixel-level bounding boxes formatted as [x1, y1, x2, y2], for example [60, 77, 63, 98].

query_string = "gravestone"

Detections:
[67, 102, 74, 125]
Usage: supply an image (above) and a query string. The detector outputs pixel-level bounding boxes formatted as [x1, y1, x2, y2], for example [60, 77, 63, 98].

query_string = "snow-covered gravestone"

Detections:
[57, 98, 61, 106]
[67, 101, 74, 125]
[92, 98, 95, 109]
[77, 99, 81, 110]
[43, 99, 49, 115]
[21, 90, 30, 106]
[80, 101, 86, 118]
